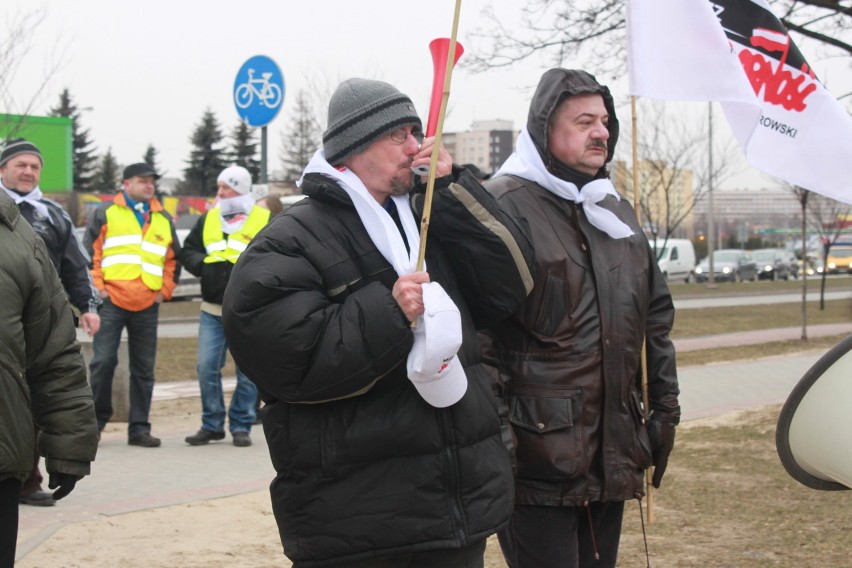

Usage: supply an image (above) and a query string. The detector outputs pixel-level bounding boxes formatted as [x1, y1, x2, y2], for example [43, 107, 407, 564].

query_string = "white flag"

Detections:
[627, 0, 852, 204]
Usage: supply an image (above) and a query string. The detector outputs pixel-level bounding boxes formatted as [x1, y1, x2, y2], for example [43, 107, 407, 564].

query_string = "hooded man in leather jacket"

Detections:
[481, 68, 680, 568]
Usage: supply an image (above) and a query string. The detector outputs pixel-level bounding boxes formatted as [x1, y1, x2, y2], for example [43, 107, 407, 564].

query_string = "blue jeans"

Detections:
[197, 311, 257, 433]
[89, 297, 159, 437]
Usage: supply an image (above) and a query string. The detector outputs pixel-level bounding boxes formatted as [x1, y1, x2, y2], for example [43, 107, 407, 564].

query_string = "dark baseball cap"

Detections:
[122, 162, 160, 180]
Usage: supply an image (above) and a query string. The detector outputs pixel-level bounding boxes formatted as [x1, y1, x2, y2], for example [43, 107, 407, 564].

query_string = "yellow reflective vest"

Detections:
[101, 205, 173, 291]
[202, 205, 270, 264]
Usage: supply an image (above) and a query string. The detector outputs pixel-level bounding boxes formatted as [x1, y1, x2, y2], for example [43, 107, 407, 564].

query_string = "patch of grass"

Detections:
[618, 405, 852, 567]
[678, 334, 848, 367]
[670, 275, 851, 299]
[161, 299, 204, 319]
[673, 300, 852, 338]
[155, 337, 236, 383]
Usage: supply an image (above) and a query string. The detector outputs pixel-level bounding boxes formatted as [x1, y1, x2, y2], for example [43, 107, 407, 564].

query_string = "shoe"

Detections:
[20, 490, 56, 507]
[232, 432, 252, 447]
[185, 429, 225, 446]
[128, 432, 162, 447]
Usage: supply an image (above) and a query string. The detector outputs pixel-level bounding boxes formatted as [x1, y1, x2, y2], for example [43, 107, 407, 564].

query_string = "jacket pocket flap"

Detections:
[508, 385, 581, 434]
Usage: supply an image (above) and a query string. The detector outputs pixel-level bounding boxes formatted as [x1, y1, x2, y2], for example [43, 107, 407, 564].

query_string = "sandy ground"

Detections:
[17, 396, 754, 568]
[15, 397, 511, 568]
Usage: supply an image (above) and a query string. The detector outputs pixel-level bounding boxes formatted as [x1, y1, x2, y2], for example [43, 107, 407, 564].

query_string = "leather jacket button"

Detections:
[537, 422, 545, 430]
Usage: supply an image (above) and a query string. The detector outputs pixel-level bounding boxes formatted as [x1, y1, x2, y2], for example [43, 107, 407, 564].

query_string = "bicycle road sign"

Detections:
[233, 55, 285, 127]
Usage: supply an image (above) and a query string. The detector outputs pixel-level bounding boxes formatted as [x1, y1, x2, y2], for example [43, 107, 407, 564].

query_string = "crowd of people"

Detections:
[1, 67, 680, 568]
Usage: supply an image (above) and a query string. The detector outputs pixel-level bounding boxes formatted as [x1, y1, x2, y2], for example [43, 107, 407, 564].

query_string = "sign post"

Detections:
[233, 55, 285, 183]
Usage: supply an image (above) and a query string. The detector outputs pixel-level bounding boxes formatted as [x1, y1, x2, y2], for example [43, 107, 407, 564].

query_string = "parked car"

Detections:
[651, 238, 697, 283]
[824, 245, 852, 275]
[694, 249, 758, 283]
[798, 255, 823, 276]
[753, 248, 791, 281]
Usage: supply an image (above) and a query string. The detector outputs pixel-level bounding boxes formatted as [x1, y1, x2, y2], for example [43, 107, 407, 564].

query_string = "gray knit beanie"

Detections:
[323, 78, 422, 165]
[0, 138, 43, 168]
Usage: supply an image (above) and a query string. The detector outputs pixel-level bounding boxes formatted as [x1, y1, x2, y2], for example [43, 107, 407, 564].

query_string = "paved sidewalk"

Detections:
[674, 322, 852, 352]
[16, 327, 849, 562]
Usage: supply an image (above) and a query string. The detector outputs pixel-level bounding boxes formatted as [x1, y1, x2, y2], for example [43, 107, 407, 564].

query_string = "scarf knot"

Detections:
[495, 129, 634, 240]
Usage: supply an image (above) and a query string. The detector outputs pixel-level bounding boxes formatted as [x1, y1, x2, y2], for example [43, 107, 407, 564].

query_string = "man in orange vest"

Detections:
[179, 165, 270, 448]
[83, 163, 180, 448]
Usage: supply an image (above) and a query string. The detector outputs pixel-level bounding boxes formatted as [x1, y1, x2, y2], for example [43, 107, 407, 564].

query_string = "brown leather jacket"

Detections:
[480, 69, 680, 506]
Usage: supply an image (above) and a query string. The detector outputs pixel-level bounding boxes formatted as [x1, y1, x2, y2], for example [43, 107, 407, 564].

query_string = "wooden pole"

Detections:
[415, 0, 462, 272]
[631, 96, 654, 524]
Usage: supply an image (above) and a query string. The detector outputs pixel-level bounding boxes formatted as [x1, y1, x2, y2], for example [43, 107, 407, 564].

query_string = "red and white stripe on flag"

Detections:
[627, 0, 852, 204]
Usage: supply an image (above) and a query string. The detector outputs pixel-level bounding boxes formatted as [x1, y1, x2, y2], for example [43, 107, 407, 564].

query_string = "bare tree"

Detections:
[279, 90, 321, 183]
[808, 191, 852, 309]
[613, 101, 741, 256]
[465, 0, 851, 78]
[0, 8, 65, 124]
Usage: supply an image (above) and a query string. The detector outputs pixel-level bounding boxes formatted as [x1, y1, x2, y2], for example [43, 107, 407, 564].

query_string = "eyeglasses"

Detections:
[389, 128, 424, 145]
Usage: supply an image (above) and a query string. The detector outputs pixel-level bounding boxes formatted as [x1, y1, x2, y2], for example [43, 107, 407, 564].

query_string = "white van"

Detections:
[650, 238, 697, 283]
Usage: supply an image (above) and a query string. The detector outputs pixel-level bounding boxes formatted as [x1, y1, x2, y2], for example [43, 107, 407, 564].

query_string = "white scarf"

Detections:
[217, 194, 256, 234]
[300, 149, 422, 276]
[1, 179, 51, 220]
[495, 128, 634, 239]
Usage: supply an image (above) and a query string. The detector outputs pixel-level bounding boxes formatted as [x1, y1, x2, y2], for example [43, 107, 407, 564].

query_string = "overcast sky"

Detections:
[5, 0, 851, 190]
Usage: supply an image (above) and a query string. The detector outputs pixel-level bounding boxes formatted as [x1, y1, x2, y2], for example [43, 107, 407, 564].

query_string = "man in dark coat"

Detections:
[481, 68, 681, 568]
[1, 139, 101, 508]
[223, 78, 534, 567]
[0, 189, 98, 566]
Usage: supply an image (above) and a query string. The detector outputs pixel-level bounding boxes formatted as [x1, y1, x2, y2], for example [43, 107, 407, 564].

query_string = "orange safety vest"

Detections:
[101, 205, 173, 291]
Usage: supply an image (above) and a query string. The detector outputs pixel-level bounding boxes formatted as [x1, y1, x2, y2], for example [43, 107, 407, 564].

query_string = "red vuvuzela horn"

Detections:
[425, 38, 464, 137]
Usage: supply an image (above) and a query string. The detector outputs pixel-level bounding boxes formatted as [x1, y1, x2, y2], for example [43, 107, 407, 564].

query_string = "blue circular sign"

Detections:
[233, 55, 285, 127]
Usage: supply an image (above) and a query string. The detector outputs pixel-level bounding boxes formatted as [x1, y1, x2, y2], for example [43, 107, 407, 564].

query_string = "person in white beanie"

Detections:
[179, 165, 270, 448]
[222, 77, 535, 567]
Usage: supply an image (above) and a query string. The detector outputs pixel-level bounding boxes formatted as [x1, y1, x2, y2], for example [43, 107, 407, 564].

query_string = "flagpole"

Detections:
[415, 0, 462, 273]
[631, 95, 655, 524]
[707, 102, 716, 287]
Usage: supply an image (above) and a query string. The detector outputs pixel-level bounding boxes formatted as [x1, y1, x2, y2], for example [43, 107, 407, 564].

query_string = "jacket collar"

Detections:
[300, 172, 356, 209]
[114, 191, 165, 212]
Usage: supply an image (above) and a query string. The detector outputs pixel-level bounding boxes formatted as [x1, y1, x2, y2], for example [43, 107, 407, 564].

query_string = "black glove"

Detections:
[48, 473, 81, 500]
[647, 416, 676, 488]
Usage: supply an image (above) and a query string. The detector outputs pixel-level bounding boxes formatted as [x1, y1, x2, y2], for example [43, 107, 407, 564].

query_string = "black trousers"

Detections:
[0, 477, 23, 568]
[497, 501, 625, 568]
[293, 539, 486, 568]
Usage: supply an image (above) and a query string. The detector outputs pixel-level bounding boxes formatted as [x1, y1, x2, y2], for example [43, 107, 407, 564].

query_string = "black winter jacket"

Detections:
[177, 211, 233, 305]
[17, 197, 100, 315]
[223, 168, 534, 566]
